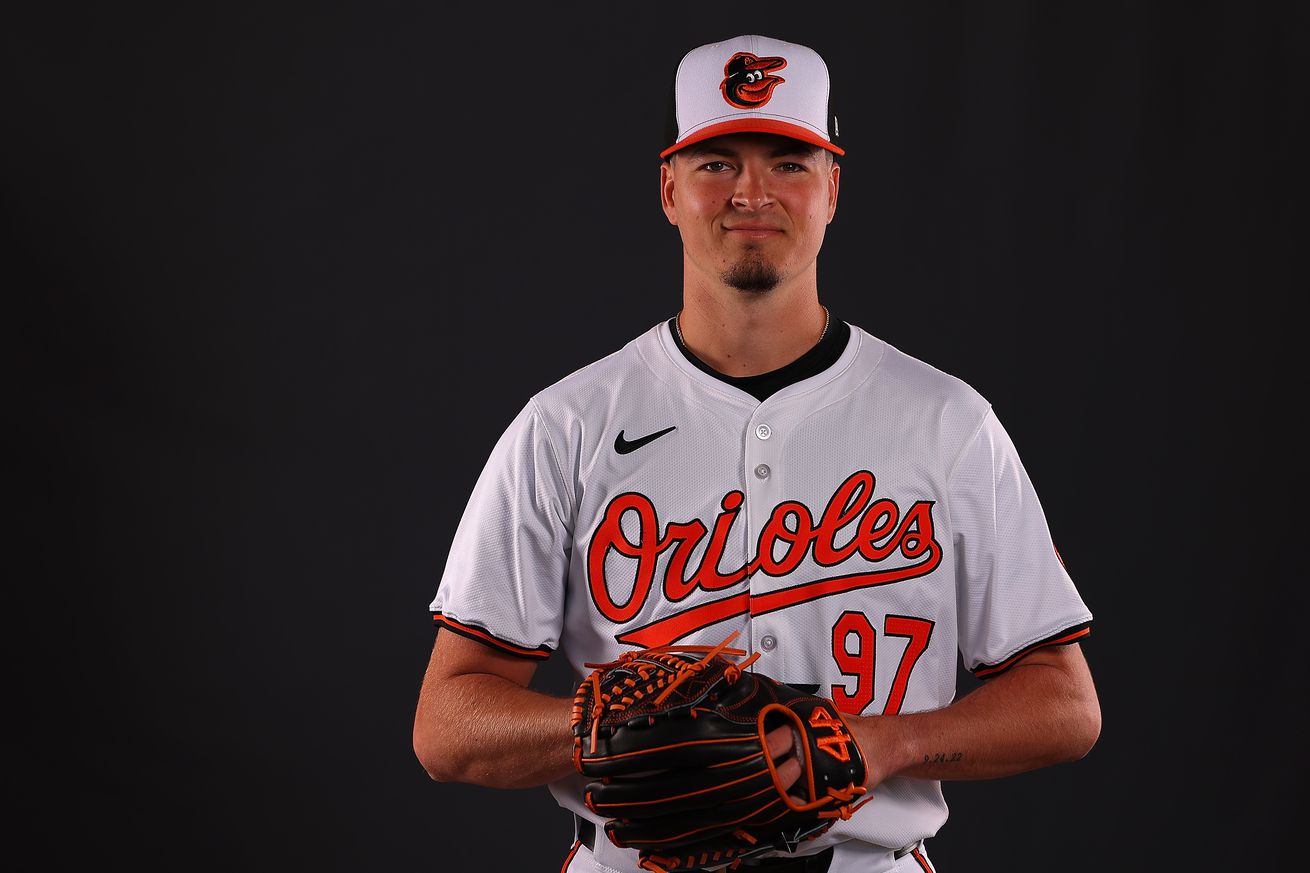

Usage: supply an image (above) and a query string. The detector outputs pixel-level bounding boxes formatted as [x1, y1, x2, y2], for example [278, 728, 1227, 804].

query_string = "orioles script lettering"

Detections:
[587, 470, 941, 637]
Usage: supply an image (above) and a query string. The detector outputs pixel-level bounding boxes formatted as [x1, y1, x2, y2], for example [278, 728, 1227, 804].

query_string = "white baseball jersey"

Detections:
[429, 318, 1092, 873]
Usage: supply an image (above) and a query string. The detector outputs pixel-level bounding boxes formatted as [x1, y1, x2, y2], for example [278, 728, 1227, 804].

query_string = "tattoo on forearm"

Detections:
[922, 751, 964, 764]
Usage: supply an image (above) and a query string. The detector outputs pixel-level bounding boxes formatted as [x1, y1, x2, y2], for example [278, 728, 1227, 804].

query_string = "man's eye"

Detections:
[702, 161, 731, 172]
[778, 162, 805, 172]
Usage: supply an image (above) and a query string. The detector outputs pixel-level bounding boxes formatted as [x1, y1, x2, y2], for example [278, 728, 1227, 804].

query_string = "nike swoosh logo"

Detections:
[614, 426, 677, 455]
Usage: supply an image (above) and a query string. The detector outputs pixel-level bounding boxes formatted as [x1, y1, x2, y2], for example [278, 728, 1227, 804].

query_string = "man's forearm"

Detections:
[849, 644, 1101, 786]
[414, 672, 576, 789]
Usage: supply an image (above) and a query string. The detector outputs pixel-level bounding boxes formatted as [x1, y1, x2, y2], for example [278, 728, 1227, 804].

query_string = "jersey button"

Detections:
[754, 463, 771, 479]
[755, 424, 772, 440]
[760, 635, 777, 651]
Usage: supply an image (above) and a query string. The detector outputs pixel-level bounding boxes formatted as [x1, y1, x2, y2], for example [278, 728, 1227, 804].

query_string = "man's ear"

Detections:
[660, 159, 678, 226]
[826, 159, 840, 224]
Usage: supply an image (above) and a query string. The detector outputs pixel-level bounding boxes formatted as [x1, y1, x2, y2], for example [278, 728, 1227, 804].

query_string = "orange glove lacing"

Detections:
[638, 836, 753, 872]
[571, 632, 761, 755]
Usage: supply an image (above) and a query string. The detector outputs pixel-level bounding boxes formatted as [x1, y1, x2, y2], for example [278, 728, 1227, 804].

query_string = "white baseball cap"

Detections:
[661, 34, 843, 159]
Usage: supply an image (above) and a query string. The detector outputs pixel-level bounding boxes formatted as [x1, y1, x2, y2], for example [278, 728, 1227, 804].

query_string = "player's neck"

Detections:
[677, 283, 828, 378]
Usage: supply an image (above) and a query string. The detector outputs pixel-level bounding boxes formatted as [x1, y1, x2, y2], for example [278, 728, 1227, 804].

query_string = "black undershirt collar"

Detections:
[666, 314, 850, 402]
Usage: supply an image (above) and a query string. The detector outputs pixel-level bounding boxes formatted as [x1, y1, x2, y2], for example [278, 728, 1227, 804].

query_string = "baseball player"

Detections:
[413, 34, 1100, 873]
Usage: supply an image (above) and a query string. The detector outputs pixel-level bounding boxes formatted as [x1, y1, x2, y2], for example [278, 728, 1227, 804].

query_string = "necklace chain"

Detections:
[675, 306, 830, 347]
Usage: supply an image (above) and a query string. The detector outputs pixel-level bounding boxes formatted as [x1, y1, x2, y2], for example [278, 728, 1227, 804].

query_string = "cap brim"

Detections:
[660, 119, 844, 159]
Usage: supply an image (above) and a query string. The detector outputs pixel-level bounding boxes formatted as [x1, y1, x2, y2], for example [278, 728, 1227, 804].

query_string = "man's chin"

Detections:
[721, 258, 782, 293]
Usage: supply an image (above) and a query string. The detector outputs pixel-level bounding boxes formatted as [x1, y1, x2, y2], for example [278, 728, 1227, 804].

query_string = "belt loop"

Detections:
[574, 814, 596, 851]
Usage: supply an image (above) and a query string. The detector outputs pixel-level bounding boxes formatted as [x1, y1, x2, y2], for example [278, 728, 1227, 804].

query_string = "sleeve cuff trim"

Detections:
[973, 622, 1092, 679]
[431, 613, 553, 660]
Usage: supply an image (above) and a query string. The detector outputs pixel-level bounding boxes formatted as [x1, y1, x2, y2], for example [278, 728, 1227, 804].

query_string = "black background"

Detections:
[11, 1, 1303, 870]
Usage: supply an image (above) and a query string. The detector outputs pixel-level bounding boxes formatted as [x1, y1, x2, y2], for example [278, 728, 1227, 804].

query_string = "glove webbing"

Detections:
[571, 632, 762, 755]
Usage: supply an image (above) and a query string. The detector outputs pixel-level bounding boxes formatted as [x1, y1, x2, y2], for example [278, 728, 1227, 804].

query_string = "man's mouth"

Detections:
[725, 225, 783, 236]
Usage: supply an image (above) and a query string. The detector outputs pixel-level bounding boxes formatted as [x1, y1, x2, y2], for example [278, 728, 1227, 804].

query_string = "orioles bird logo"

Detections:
[720, 51, 787, 108]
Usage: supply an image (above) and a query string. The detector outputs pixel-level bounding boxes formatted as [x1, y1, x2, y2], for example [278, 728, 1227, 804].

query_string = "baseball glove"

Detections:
[570, 633, 870, 872]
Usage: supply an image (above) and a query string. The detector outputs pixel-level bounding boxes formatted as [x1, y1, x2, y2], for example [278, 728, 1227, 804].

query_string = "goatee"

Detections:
[721, 253, 781, 293]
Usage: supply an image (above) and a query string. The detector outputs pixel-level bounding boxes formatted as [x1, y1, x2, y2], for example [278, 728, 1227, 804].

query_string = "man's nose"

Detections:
[731, 165, 772, 210]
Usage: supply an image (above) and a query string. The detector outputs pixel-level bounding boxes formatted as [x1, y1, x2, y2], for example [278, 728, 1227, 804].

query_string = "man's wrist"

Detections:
[847, 712, 911, 789]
